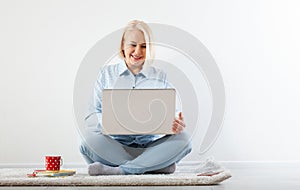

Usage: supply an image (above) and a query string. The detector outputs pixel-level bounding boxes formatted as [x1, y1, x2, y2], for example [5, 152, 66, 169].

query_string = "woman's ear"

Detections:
[121, 42, 125, 57]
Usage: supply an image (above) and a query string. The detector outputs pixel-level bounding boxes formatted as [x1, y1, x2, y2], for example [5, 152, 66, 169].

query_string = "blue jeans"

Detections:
[79, 128, 192, 174]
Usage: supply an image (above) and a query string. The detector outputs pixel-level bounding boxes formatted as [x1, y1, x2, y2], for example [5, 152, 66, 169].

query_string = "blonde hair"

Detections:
[119, 20, 155, 61]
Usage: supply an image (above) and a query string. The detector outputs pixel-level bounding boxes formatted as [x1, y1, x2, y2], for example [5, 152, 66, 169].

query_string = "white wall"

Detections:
[1, 0, 300, 165]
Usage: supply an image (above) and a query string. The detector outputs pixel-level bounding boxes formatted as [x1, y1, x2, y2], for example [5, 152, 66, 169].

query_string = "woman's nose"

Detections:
[134, 45, 142, 54]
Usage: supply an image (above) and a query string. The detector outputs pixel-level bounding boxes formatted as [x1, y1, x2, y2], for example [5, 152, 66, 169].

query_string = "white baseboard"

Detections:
[220, 160, 300, 169]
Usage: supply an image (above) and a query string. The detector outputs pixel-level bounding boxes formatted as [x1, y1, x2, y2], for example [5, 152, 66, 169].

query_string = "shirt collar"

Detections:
[118, 60, 129, 76]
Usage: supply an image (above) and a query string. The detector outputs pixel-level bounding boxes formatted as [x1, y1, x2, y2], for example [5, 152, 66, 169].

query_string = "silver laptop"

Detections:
[102, 89, 176, 135]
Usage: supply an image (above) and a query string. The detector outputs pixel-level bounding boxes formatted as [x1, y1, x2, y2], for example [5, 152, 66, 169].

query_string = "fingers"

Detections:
[172, 112, 186, 134]
[174, 119, 185, 128]
[179, 112, 184, 120]
[172, 124, 185, 134]
[172, 118, 186, 134]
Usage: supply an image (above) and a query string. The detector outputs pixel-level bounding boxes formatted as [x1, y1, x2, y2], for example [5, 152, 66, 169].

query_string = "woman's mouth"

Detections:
[131, 55, 143, 61]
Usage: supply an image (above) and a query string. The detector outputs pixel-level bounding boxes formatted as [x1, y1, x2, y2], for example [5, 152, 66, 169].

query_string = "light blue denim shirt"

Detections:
[88, 61, 175, 147]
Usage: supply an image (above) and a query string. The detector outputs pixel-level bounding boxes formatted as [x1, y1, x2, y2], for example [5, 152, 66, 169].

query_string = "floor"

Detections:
[0, 162, 299, 189]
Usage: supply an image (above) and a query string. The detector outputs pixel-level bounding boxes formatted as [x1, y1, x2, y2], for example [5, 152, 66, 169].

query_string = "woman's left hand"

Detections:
[172, 112, 186, 134]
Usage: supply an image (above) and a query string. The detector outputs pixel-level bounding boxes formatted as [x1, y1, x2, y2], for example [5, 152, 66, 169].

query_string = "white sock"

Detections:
[88, 162, 124, 176]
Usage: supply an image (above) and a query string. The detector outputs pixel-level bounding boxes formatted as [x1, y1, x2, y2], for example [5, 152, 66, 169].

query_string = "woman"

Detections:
[80, 20, 192, 175]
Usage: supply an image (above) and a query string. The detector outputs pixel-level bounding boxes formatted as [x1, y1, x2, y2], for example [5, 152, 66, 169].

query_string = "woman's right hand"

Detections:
[172, 112, 186, 134]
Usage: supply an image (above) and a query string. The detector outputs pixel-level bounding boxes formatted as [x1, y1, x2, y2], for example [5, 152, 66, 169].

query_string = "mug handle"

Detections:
[60, 158, 63, 166]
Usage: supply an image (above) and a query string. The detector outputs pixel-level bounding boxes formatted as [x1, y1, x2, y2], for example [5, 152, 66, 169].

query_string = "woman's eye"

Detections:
[130, 44, 136, 47]
[142, 45, 146, 48]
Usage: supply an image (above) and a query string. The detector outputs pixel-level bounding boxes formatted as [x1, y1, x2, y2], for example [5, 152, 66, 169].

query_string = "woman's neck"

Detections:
[125, 63, 143, 75]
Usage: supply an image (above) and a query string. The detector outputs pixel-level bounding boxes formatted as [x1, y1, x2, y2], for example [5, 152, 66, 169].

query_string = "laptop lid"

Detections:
[102, 89, 176, 135]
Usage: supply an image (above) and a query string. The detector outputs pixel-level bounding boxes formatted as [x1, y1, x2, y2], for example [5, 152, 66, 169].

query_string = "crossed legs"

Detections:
[79, 128, 192, 175]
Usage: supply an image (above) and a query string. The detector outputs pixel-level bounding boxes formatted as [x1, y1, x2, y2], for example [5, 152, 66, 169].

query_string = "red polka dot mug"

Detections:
[45, 156, 63, 171]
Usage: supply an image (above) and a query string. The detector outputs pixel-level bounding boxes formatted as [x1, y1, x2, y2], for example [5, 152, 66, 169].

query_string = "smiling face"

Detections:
[122, 29, 147, 74]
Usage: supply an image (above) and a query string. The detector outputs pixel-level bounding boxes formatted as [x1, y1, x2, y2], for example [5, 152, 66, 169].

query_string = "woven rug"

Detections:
[0, 168, 231, 186]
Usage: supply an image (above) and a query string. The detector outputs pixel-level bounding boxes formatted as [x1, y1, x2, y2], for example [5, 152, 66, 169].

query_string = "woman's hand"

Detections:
[172, 112, 186, 134]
